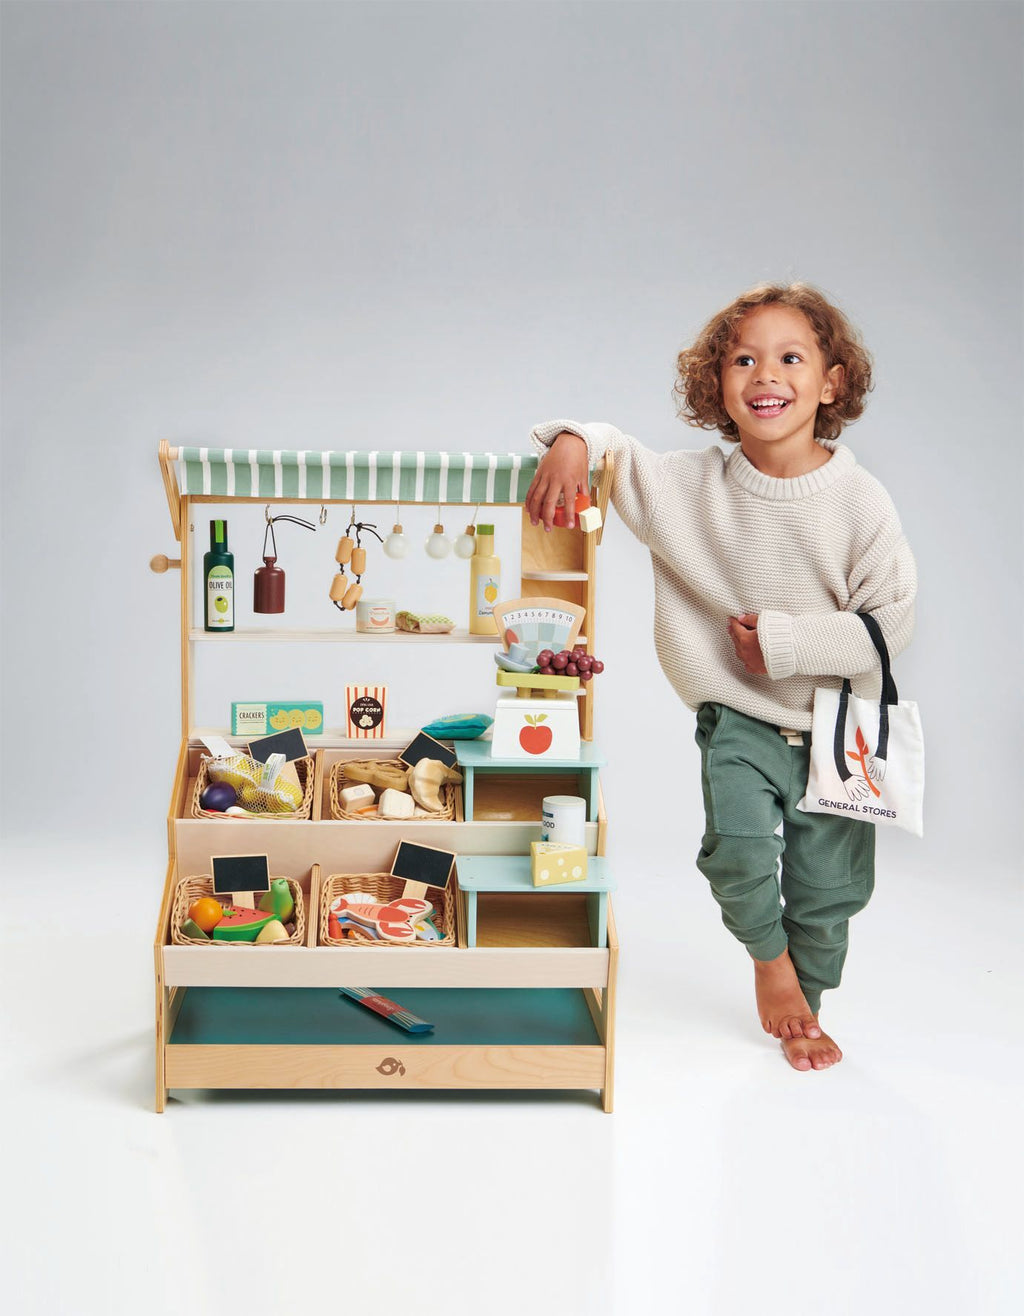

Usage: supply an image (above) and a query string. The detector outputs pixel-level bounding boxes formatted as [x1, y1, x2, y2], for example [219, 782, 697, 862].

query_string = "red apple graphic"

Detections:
[519, 714, 552, 755]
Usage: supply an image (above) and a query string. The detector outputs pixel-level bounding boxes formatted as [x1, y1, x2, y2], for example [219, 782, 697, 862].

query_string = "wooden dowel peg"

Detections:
[150, 554, 182, 573]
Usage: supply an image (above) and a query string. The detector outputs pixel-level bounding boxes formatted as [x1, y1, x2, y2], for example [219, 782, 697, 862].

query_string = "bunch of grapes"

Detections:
[535, 645, 605, 682]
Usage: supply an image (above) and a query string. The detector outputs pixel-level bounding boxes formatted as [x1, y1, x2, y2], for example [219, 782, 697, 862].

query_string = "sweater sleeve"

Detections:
[757, 494, 918, 681]
[530, 418, 672, 544]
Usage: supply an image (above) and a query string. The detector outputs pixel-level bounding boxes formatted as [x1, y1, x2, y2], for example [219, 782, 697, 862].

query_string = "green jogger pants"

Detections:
[694, 702, 875, 1015]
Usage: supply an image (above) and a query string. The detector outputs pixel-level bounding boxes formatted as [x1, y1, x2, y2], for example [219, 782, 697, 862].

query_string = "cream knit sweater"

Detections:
[530, 420, 917, 730]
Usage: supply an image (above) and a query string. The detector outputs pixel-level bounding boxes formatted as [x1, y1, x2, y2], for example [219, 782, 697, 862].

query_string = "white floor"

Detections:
[4, 837, 1021, 1316]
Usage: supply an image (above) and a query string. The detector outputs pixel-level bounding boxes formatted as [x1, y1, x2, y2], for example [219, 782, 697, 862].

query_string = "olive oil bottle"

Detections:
[204, 519, 235, 631]
[468, 523, 500, 635]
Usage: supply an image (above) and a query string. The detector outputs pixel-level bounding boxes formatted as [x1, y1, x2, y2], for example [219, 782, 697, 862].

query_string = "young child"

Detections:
[525, 282, 917, 1072]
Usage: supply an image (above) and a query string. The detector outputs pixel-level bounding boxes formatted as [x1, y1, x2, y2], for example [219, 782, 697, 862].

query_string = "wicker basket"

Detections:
[319, 871, 457, 947]
[191, 754, 315, 820]
[328, 759, 458, 821]
[171, 875, 306, 946]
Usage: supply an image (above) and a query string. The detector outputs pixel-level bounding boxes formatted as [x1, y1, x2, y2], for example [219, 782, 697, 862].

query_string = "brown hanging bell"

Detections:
[254, 512, 317, 614]
[254, 555, 286, 613]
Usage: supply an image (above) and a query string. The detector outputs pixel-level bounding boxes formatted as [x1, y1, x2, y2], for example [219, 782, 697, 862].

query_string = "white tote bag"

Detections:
[797, 612, 925, 837]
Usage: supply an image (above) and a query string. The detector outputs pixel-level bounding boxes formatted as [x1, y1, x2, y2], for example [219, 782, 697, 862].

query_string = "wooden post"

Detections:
[158, 440, 182, 541]
[180, 500, 192, 739]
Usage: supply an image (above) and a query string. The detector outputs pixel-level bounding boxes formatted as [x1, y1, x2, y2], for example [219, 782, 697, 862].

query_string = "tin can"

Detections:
[541, 795, 587, 845]
[355, 598, 396, 634]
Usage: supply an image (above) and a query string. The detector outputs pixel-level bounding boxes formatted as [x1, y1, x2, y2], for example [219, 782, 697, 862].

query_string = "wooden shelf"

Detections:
[162, 944, 611, 989]
[165, 987, 607, 1095]
[521, 571, 589, 582]
[474, 893, 597, 950]
[169, 987, 604, 1046]
[188, 727, 428, 749]
[188, 627, 499, 644]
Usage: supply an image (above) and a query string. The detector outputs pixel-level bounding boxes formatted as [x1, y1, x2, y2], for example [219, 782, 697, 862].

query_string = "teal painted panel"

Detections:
[456, 741, 606, 769]
[169, 987, 601, 1047]
[457, 855, 615, 894]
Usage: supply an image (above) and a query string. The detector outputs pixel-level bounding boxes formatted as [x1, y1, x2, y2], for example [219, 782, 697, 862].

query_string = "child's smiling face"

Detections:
[720, 305, 842, 455]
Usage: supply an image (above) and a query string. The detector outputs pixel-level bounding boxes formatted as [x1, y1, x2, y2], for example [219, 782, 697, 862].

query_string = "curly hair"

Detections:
[674, 282, 873, 443]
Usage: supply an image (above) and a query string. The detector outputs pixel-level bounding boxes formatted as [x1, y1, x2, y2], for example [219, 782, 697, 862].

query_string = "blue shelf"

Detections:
[456, 741, 606, 770]
[456, 856, 614, 948]
[456, 740, 605, 822]
[169, 987, 602, 1047]
[457, 855, 615, 894]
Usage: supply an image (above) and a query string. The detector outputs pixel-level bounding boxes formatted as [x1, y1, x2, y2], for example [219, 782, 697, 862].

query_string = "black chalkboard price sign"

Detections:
[247, 728, 307, 764]
[391, 841, 456, 900]
[212, 854, 271, 910]
[399, 732, 458, 771]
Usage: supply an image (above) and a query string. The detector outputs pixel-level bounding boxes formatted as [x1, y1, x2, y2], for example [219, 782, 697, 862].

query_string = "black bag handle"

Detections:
[856, 610, 899, 706]
[832, 612, 898, 780]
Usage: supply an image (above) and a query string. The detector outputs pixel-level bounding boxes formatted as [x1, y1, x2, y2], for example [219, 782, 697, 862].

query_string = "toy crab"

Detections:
[330, 891, 434, 943]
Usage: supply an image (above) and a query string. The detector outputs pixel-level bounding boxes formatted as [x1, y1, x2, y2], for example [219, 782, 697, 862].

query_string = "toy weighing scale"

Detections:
[489, 598, 586, 760]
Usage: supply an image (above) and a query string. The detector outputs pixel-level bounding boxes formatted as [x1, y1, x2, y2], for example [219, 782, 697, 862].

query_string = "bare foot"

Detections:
[753, 948, 822, 1040]
[781, 1029, 843, 1072]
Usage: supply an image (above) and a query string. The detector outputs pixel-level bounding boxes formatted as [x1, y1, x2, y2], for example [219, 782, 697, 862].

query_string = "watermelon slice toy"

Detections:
[212, 907, 280, 942]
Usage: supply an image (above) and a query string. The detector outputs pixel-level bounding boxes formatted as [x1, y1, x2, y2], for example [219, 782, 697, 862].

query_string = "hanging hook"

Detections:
[265, 504, 273, 524]
[352, 520, 384, 546]
[261, 513, 316, 561]
[319, 505, 327, 526]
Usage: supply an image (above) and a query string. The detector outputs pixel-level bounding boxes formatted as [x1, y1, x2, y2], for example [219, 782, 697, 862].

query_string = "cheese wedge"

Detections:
[531, 841, 588, 887]
[379, 788, 415, 819]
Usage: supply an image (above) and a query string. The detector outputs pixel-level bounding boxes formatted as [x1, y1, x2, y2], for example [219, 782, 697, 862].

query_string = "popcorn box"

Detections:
[346, 685, 388, 739]
[232, 701, 324, 736]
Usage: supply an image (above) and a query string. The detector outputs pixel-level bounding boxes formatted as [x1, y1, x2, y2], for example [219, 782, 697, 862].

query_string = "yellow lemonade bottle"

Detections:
[468, 524, 500, 635]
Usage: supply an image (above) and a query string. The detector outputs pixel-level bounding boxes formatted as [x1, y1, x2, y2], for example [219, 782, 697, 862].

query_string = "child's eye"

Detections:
[783, 353, 802, 364]
[734, 354, 754, 366]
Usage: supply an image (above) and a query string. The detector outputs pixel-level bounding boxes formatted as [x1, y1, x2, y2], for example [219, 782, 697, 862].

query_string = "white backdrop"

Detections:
[3, 8, 1023, 1316]
[2, 2, 1020, 880]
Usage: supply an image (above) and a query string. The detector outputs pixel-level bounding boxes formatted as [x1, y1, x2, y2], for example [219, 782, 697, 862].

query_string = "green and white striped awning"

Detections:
[176, 448, 539, 505]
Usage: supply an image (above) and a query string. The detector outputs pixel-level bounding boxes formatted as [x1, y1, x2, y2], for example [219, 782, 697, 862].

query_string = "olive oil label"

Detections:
[475, 575, 499, 617]
[206, 566, 234, 627]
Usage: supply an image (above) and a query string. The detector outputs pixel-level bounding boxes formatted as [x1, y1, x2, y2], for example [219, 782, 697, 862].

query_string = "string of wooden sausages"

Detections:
[329, 515, 384, 612]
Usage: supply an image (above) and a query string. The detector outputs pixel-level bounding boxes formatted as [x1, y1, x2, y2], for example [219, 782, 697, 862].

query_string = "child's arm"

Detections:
[526, 419, 673, 542]
[756, 490, 917, 681]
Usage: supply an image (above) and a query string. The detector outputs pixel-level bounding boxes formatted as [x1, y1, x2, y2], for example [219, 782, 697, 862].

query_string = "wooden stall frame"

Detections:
[152, 446, 618, 1112]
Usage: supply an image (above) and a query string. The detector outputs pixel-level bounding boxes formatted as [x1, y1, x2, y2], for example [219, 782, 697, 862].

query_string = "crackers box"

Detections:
[231, 701, 324, 737]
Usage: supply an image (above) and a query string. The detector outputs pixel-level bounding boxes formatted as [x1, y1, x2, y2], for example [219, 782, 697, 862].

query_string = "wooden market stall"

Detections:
[151, 442, 619, 1111]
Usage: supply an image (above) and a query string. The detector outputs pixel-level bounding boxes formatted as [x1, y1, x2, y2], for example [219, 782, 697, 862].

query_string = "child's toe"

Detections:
[783, 1043, 812, 1071]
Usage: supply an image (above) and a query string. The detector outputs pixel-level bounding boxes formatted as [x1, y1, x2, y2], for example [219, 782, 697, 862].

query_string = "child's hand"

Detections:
[728, 613, 767, 675]
[526, 432, 589, 530]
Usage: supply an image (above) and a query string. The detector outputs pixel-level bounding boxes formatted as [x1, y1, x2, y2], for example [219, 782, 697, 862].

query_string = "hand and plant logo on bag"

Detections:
[846, 726, 884, 800]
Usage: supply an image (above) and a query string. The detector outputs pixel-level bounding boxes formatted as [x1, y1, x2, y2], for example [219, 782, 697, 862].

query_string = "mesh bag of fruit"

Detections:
[203, 752, 303, 816]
